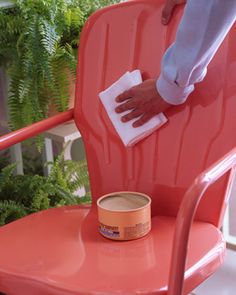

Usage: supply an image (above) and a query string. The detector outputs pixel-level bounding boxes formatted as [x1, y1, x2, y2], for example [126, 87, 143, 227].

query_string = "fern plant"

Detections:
[0, 0, 120, 130]
[0, 151, 91, 225]
[0, 200, 27, 226]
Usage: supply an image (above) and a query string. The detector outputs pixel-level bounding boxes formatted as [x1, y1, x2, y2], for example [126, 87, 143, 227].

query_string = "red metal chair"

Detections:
[1, 0, 236, 294]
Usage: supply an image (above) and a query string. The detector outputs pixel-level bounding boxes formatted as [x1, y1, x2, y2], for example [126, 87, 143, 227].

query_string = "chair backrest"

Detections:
[74, 0, 236, 227]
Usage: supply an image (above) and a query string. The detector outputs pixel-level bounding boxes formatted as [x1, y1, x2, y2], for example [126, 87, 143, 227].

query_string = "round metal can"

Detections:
[97, 191, 151, 241]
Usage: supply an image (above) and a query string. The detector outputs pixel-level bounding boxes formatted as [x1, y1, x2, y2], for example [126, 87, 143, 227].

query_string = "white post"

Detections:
[43, 138, 54, 176]
[10, 143, 24, 175]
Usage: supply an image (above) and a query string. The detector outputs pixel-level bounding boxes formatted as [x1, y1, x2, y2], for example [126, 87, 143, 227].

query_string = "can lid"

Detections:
[97, 191, 151, 212]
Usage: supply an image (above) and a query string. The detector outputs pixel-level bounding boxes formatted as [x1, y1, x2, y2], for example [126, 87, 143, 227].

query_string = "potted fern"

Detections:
[0, 0, 120, 130]
[0, 151, 91, 226]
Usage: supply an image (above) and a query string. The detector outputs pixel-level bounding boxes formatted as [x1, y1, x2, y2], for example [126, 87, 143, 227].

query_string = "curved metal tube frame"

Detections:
[0, 109, 74, 151]
[168, 147, 236, 295]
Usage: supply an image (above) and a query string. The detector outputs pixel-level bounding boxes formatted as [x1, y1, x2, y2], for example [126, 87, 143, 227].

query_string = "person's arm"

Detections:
[115, 0, 236, 127]
[157, 0, 236, 105]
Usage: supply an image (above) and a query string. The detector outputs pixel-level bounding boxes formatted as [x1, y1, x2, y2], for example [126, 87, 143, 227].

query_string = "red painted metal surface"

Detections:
[0, 206, 226, 295]
[0, 0, 236, 294]
[0, 109, 74, 150]
[74, 0, 236, 228]
[169, 148, 236, 294]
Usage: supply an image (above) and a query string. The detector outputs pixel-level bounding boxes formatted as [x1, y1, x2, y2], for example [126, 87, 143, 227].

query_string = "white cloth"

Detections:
[99, 70, 167, 147]
[157, 0, 236, 105]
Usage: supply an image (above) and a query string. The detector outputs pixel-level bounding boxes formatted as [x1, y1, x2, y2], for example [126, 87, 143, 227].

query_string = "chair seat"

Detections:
[0, 206, 225, 295]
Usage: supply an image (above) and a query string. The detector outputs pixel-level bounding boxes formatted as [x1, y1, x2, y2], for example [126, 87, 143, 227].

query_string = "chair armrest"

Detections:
[0, 109, 74, 151]
[168, 147, 236, 295]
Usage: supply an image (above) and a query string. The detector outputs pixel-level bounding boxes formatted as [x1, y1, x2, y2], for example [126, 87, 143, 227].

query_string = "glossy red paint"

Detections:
[1, 0, 236, 294]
